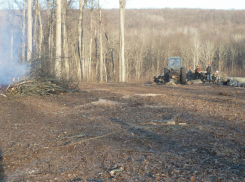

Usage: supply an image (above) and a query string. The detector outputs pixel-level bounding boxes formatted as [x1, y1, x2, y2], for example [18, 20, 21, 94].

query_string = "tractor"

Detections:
[154, 57, 186, 84]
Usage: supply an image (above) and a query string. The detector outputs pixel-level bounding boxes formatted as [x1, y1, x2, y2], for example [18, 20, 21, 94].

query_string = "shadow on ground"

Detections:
[109, 116, 245, 180]
[0, 148, 5, 181]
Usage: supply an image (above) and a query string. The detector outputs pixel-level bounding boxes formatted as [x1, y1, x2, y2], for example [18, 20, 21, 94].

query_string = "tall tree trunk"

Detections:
[46, 0, 50, 53]
[33, 0, 38, 57]
[103, 53, 107, 82]
[99, 3, 103, 82]
[62, 0, 69, 79]
[89, 0, 93, 81]
[77, 0, 84, 81]
[95, 29, 98, 80]
[50, 2, 54, 60]
[55, 0, 62, 78]
[119, 0, 126, 82]
[46, 0, 52, 73]
[27, 0, 33, 61]
[46, 0, 52, 59]
[230, 46, 237, 76]
[112, 34, 116, 77]
[157, 50, 160, 75]
[111, 35, 115, 80]
[191, 30, 201, 69]
[22, 0, 26, 62]
[37, 0, 43, 58]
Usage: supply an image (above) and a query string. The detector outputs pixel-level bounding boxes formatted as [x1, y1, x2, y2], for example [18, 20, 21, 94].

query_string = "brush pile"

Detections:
[0, 77, 79, 97]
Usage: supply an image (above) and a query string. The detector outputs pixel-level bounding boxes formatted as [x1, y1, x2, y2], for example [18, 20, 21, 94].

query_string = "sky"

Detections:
[100, 0, 245, 10]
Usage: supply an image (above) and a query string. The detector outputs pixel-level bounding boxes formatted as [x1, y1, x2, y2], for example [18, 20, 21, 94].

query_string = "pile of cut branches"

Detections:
[0, 76, 79, 97]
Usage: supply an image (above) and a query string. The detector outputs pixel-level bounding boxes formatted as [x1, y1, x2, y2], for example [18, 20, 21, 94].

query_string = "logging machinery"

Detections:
[154, 57, 186, 84]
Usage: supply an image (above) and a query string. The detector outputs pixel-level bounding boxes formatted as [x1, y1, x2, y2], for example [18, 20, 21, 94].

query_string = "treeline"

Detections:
[2, 2, 245, 82]
[121, 9, 245, 80]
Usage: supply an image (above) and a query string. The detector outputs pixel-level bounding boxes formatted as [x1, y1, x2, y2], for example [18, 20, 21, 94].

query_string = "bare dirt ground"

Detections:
[0, 82, 245, 182]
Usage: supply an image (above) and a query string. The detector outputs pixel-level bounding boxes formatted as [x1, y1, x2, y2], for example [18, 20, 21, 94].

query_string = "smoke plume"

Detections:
[0, 11, 29, 86]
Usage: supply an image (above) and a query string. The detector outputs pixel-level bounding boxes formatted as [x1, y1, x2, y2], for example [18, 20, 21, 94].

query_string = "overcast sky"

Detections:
[100, 0, 245, 10]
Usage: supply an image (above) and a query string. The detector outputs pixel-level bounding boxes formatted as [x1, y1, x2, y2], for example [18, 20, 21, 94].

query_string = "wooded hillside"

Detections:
[1, 3, 245, 82]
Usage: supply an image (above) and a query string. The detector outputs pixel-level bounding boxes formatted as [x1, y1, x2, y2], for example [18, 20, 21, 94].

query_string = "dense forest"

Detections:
[1, 1, 245, 83]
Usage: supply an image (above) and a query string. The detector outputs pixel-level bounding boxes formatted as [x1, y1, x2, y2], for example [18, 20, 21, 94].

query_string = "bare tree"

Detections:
[62, 0, 69, 79]
[190, 29, 202, 69]
[216, 43, 227, 72]
[46, 0, 52, 59]
[202, 40, 215, 67]
[37, 0, 43, 58]
[22, 0, 26, 62]
[55, 0, 62, 77]
[98, 0, 103, 82]
[119, 0, 126, 82]
[77, 0, 84, 81]
[27, 0, 32, 61]
[32, 0, 43, 58]
[229, 45, 238, 76]
[33, 0, 38, 57]
[88, 0, 94, 81]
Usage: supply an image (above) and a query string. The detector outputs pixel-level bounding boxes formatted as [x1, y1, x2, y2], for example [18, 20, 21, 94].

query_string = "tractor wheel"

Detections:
[201, 75, 205, 83]
[200, 74, 206, 83]
[180, 67, 186, 84]
[164, 68, 169, 82]
[154, 78, 159, 83]
[153, 76, 159, 83]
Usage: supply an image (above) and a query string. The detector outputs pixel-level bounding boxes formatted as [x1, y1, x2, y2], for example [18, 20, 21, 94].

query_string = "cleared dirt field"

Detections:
[0, 82, 245, 181]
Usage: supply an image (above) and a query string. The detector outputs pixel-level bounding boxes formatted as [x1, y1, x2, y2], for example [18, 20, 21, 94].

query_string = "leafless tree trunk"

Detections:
[119, 0, 126, 82]
[27, 0, 32, 61]
[110, 34, 115, 79]
[99, 2, 103, 82]
[37, 0, 43, 58]
[202, 41, 215, 66]
[46, 0, 52, 58]
[156, 50, 160, 75]
[46, 0, 50, 49]
[46, 0, 55, 74]
[62, 0, 69, 79]
[22, 0, 26, 62]
[230, 46, 237, 76]
[103, 52, 107, 82]
[190, 29, 202, 69]
[33, 0, 38, 57]
[77, 0, 84, 81]
[55, 0, 62, 78]
[89, 0, 93, 81]
[217, 44, 227, 72]
[95, 29, 98, 79]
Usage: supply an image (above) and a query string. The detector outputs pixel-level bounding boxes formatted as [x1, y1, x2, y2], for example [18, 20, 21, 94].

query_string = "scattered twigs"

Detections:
[141, 113, 166, 123]
[115, 149, 154, 153]
[55, 131, 118, 148]
[63, 77, 73, 88]
[141, 113, 182, 125]
[13, 80, 34, 86]
[54, 114, 186, 148]
[56, 134, 86, 140]
[72, 83, 80, 91]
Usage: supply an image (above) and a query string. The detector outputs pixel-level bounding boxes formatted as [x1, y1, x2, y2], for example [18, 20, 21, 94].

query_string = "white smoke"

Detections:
[0, 59, 28, 85]
[0, 12, 29, 86]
